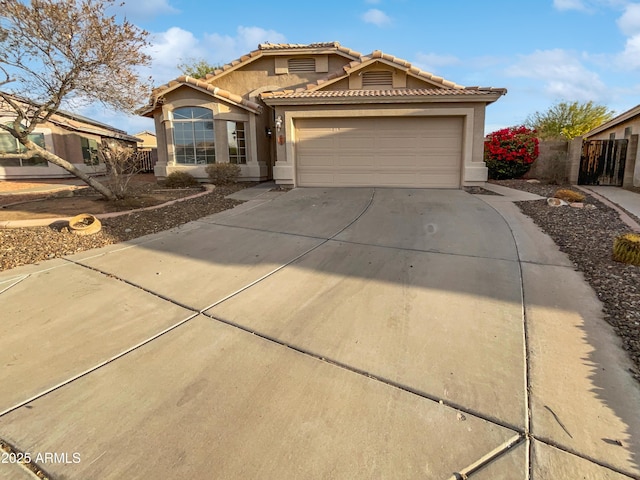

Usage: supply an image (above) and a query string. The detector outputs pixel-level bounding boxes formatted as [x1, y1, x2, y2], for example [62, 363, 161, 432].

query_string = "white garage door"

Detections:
[295, 116, 463, 188]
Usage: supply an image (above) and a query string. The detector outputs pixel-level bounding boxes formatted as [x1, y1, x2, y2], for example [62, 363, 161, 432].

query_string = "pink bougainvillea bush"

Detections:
[484, 126, 539, 179]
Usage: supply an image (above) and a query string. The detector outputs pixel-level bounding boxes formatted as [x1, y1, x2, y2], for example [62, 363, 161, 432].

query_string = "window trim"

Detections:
[227, 121, 247, 165]
[171, 107, 216, 165]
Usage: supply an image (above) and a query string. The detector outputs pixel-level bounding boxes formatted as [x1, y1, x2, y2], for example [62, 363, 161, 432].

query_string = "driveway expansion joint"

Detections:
[200, 310, 523, 433]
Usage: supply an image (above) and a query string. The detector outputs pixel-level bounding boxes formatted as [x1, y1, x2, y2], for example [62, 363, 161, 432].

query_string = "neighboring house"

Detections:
[0, 97, 140, 180]
[133, 130, 158, 172]
[584, 104, 640, 187]
[140, 42, 506, 188]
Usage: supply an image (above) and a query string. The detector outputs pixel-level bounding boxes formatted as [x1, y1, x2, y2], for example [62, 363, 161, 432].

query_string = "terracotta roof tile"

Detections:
[148, 76, 263, 113]
[297, 50, 467, 92]
[261, 88, 506, 100]
[258, 42, 342, 50]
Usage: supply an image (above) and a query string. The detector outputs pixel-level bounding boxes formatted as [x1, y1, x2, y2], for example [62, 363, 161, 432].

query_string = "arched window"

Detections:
[172, 107, 215, 164]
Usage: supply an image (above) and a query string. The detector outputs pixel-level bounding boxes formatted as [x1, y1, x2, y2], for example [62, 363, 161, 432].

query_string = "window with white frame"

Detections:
[0, 130, 48, 167]
[227, 121, 247, 164]
[172, 107, 216, 164]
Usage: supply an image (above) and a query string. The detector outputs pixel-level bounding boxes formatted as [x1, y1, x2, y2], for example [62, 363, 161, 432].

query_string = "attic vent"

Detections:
[362, 70, 393, 88]
[288, 58, 316, 73]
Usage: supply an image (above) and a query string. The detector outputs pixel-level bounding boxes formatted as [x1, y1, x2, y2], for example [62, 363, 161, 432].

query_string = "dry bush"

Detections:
[164, 171, 200, 188]
[205, 163, 241, 185]
[554, 188, 585, 203]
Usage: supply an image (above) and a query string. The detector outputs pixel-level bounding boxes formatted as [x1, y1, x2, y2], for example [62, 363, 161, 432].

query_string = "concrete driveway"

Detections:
[1, 186, 639, 479]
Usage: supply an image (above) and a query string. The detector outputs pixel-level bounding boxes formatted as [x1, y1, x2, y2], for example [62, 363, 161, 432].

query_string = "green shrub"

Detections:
[613, 233, 640, 266]
[554, 189, 585, 203]
[205, 163, 241, 185]
[164, 171, 200, 188]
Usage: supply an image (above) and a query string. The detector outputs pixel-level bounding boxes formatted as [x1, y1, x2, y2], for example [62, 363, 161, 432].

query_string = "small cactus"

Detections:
[613, 233, 640, 266]
[554, 188, 586, 203]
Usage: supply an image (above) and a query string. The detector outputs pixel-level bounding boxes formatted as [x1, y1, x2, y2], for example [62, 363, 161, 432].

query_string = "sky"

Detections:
[84, 0, 640, 136]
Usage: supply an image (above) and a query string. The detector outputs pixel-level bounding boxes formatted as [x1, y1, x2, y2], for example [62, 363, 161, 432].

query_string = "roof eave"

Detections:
[262, 92, 504, 106]
[139, 82, 262, 116]
[585, 104, 640, 137]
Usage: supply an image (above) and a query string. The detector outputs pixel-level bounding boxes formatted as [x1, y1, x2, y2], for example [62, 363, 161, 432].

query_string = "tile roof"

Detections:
[261, 87, 506, 100]
[142, 42, 506, 114]
[141, 76, 263, 115]
[304, 50, 465, 92]
[258, 42, 340, 50]
[147, 42, 361, 100]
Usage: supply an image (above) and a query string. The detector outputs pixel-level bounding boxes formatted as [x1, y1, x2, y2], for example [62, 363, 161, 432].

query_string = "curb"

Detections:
[576, 186, 640, 233]
[0, 185, 215, 229]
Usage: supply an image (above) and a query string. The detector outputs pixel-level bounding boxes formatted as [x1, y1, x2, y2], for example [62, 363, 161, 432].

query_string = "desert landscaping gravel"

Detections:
[0, 184, 245, 271]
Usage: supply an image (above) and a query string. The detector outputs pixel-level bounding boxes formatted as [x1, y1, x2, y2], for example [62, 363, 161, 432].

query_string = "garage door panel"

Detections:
[296, 117, 462, 188]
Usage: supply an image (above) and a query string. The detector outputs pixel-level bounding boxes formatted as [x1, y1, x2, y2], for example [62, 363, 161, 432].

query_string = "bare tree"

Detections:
[98, 141, 145, 199]
[0, 0, 151, 200]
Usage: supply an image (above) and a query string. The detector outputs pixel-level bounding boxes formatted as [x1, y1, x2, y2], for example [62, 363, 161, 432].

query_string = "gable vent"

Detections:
[288, 58, 316, 73]
[362, 70, 393, 88]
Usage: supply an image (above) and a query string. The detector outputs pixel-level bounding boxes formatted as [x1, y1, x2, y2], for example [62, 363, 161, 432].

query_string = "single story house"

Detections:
[584, 104, 640, 187]
[140, 42, 506, 188]
[133, 130, 158, 172]
[0, 97, 140, 180]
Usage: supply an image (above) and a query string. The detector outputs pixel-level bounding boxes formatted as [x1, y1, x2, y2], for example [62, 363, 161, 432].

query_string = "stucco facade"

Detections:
[585, 104, 640, 187]
[0, 100, 140, 180]
[140, 42, 506, 187]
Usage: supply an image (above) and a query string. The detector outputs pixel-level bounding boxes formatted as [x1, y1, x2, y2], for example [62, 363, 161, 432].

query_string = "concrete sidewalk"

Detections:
[0, 184, 638, 479]
[581, 186, 640, 231]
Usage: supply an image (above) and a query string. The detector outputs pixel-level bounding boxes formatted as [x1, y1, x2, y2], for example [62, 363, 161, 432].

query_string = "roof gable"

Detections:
[304, 50, 465, 93]
[139, 78, 263, 117]
[148, 42, 361, 99]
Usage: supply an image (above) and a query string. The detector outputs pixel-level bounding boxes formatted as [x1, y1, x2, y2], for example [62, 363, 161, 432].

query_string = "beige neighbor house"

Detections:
[584, 104, 640, 187]
[133, 130, 159, 172]
[140, 42, 506, 188]
[0, 98, 140, 180]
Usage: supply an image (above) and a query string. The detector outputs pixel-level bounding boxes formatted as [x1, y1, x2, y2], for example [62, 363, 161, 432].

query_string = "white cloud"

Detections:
[206, 26, 286, 62]
[362, 9, 391, 27]
[144, 26, 286, 85]
[617, 34, 640, 68]
[414, 53, 460, 72]
[145, 27, 203, 84]
[506, 49, 607, 100]
[618, 3, 640, 35]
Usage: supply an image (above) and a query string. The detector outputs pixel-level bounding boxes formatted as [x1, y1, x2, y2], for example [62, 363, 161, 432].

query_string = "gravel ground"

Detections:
[489, 180, 640, 381]
[0, 184, 246, 271]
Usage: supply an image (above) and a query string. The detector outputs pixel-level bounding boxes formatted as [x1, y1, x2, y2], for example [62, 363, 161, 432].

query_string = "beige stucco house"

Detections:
[0, 99, 140, 180]
[584, 104, 640, 187]
[140, 42, 506, 188]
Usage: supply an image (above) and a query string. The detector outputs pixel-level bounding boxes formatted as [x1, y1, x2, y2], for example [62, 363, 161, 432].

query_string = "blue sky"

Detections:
[90, 0, 640, 136]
